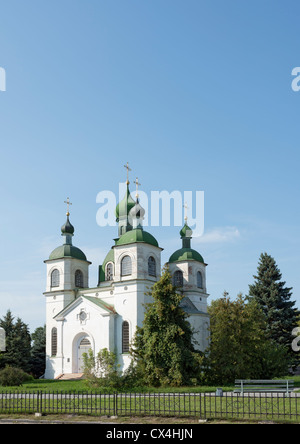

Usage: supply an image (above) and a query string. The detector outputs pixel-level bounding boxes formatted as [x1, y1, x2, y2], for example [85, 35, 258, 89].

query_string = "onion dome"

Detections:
[49, 212, 88, 262]
[168, 222, 204, 264]
[115, 184, 136, 221]
[128, 199, 145, 220]
[180, 223, 193, 239]
[61, 215, 74, 235]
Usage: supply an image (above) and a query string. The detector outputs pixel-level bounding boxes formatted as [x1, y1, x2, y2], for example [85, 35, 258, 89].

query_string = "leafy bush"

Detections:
[82, 348, 148, 391]
[0, 366, 33, 387]
[83, 348, 123, 390]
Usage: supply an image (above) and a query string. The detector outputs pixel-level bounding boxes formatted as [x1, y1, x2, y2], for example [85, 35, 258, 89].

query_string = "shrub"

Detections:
[83, 348, 123, 390]
[0, 366, 33, 387]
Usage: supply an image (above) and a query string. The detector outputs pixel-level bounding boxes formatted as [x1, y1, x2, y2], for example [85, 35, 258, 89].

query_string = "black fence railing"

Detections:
[0, 391, 300, 421]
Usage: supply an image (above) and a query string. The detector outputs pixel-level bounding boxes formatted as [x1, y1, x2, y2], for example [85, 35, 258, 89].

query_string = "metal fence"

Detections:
[0, 390, 300, 421]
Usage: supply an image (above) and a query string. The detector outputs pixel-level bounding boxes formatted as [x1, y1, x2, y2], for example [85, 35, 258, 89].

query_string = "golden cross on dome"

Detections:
[64, 197, 72, 216]
[124, 162, 132, 185]
[183, 202, 189, 222]
[133, 177, 141, 199]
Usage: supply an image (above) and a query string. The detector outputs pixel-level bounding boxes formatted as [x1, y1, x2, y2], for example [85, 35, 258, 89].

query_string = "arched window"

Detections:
[106, 263, 114, 281]
[75, 269, 84, 288]
[197, 271, 203, 289]
[51, 327, 57, 356]
[122, 321, 130, 353]
[173, 270, 183, 287]
[121, 255, 132, 276]
[51, 269, 60, 287]
[148, 256, 156, 277]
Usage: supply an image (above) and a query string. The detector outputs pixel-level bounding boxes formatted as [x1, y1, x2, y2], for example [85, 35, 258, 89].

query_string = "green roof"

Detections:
[49, 244, 87, 261]
[98, 248, 115, 284]
[115, 185, 136, 220]
[115, 228, 159, 247]
[180, 223, 193, 238]
[169, 247, 204, 264]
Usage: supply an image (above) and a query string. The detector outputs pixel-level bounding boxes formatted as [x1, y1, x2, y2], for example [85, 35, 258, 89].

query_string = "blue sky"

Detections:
[0, 0, 299, 331]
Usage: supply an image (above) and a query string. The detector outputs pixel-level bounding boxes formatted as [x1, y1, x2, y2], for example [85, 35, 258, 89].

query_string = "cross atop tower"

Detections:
[124, 162, 132, 185]
[133, 177, 141, 199]
[183, 202, 189, 222]
[64, 197, 72, 216]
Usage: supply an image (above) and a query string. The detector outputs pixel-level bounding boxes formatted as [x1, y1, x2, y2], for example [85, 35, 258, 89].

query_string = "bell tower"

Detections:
[44, 199, 91, 378]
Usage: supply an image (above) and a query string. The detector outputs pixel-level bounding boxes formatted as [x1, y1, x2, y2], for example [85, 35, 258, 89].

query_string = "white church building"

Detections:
[44, 177, 210, 379]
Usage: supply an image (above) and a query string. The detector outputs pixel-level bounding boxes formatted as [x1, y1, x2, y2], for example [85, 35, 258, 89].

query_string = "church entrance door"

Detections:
[77, 337, 91, 373]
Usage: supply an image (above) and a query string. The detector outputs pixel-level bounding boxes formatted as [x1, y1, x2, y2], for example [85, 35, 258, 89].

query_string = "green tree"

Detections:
[248, 252, 299, 369]
[132, 266, 202, 387]
[0, 310, 31, 372]
[204, 293, 288, 385]
[31, 325, 46, 378]
[0, 310, 14, 369]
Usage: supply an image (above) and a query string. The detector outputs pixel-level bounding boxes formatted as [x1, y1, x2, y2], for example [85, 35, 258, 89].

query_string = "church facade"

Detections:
[44, 179, 210, 379]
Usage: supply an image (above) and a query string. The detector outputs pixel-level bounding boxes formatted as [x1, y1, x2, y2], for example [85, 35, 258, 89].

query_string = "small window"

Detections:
[75, 269, 84, 288]
[106, 263, 114, 281]
[148, 256, 156, 277]
[197, 271, 203, 289]
[51, 269, 60, 287]
[51, 327, 57, 356]
[173, 270, 183, 287]
[122, 321, 130, 353]
[121, 255, 132, 276]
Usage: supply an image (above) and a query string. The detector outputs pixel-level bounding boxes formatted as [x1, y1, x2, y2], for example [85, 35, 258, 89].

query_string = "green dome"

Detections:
[115, 228, 159, 247]
[115, 185, 136, 220]
[169, 247, 204, 264]
[49, 244, 87, 261]
[61, 216, 74, 235]
[180, 223, 193, 238]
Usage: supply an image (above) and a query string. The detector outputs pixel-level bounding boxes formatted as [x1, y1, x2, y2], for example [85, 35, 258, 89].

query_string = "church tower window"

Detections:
[105, 263, 114, 281]
[75, 269, 84, 288]
[197, 271, 203, 289]
[122, 321, 130, 353]
[51, 327, 57, 356]
[148, 256, 156, 277]
[121, 255, 132, 276]
[173, 270, 183, 287]
[51, 269, 60, 287]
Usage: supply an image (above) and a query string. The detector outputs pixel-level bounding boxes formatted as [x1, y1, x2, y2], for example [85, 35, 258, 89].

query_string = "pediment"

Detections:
[54, 295, 116, 321]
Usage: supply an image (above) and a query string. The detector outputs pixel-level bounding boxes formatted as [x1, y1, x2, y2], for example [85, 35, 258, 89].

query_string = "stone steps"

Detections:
[55, 373, 84, 380]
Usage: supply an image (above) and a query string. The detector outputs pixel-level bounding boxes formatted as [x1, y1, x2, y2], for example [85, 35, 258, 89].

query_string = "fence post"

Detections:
[114, 392, 118, 417]
[34, 391, 43, 417]
[36, 391, 39, 413]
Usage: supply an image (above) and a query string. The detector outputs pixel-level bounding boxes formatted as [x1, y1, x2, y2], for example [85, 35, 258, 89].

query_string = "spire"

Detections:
[180, 202, 193, 248]
[115, 165, 136, 236]
[133, 177, 141, 200]
[124, 161, 131, 185]
[64, 197, 72, 217]
[129, 177, 145, 229]
[61, 197, 74, 244]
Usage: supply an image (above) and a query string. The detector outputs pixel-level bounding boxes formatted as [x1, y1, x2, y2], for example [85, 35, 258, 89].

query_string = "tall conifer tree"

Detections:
[132, 266, 201, 386]
[0, 310, 32, 372]
[248, 252, 299, 368]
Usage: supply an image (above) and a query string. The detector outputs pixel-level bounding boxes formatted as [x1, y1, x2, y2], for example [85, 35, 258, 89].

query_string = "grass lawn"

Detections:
[0, 377, 232, 393]
[0, 375, 299, 393]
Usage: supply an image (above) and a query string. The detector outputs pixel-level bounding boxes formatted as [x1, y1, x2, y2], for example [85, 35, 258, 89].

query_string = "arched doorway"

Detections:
[77, 336, 91, 373]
